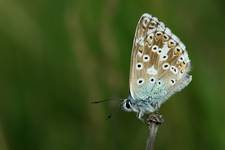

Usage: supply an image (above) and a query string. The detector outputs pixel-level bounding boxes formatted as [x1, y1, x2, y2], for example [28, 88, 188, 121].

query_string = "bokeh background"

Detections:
[1, 0, 225, 150]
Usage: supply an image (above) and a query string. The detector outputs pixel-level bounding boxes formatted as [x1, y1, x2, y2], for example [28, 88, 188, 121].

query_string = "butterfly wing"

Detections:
[129, 13, 192, 106]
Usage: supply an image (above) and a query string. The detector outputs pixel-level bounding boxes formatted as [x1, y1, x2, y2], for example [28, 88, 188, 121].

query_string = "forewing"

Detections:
[129, 13, 192, 103]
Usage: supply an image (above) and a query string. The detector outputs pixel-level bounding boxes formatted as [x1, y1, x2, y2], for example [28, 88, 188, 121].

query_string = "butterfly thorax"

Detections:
[122, 94, 158, 119]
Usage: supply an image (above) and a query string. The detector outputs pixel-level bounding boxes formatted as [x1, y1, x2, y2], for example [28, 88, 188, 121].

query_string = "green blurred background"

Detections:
[0, 0, 225, 150]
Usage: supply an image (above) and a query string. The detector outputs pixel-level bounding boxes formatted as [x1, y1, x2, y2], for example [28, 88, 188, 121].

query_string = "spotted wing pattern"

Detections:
[129, 13, 192, 107]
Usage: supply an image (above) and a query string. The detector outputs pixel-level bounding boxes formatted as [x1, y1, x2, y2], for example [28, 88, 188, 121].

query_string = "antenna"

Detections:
[91, 98, 125, 104]
[90, 97, 125, 120]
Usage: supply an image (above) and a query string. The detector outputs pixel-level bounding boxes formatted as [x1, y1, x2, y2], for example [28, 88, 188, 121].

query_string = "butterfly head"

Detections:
[121, 96, 136, 112]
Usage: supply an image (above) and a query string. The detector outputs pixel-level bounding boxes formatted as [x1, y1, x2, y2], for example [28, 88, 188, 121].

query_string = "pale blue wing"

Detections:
[129, 13, 192, 107]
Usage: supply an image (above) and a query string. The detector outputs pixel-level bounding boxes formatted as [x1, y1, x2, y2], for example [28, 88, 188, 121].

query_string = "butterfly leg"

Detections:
[137, 111, 144, 120]
[155, 102, 160, 112]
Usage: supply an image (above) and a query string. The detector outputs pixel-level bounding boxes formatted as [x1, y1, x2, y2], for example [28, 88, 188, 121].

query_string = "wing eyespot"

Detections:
[174, 46, 183, 56]
[136, 63, 143, 70]
[137, 78, 144, 85]
[157, 49, 162, 55]
[160, 55, 168, 61]
[152, 45, 158, 52]
[168, 39, 176, 48]
[162, 34, 169, 41]
[143, 54, 150, 62]
[156, 32, 162, 36]
[149, 77, 156, 83]
[170, 66, 178, 74]
[178, 56, 184, 62]
[162, 63, 170, 70]
[155, 31, 163, 41]
[170, 79, 176, 85]
[162, 55, 168, 60]
[157, 80, 162, 85]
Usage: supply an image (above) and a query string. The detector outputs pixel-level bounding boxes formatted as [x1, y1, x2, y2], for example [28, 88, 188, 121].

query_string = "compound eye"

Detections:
[125, 100, 131, 109]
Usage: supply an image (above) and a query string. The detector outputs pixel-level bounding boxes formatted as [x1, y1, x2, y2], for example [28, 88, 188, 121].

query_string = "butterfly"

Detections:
[122, 13, 192, 119]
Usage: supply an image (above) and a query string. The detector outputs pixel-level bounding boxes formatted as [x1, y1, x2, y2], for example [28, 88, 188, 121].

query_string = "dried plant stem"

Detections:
[145, 113, 164, 150]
